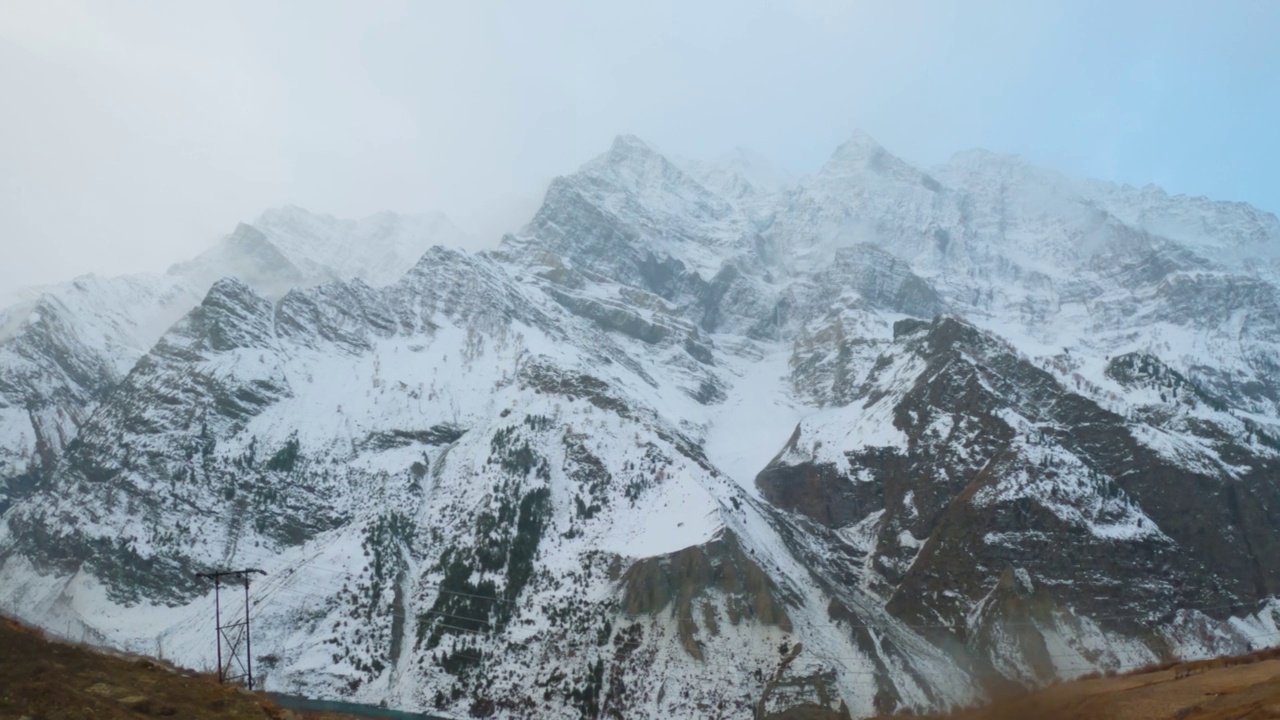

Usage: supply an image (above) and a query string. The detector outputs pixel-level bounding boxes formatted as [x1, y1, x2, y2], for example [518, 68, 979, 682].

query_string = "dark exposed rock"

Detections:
[761, 315, 1280, 663]
[621, 530, 794, 660]
[757, 431, 885, 529]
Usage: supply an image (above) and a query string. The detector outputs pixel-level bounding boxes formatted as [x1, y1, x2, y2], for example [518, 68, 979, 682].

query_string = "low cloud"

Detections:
[1, 0, 1274, 296]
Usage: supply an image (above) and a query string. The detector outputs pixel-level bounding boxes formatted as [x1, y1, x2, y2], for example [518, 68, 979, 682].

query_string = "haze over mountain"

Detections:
[2, 131, 1279, 719]
[5, 2, 1277, 300]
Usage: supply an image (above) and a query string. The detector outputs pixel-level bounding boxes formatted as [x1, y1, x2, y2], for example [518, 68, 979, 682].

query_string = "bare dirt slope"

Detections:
[893, 650, 1280, 720]
[0, 615, 348, 720]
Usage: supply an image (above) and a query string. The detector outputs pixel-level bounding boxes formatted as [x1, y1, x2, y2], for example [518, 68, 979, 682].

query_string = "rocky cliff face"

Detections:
[2, 133, 1279, 719]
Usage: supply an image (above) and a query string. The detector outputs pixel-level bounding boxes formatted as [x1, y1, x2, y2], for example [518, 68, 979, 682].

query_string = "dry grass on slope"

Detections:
[889, 648, 1280, 720]
[0, 615, 348, 720]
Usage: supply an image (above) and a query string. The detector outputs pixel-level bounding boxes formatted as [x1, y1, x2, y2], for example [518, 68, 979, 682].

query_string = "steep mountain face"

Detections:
[2, 134, 1279, 719]
[762, 316, 1280, 681]
[0, 275, 203, 514]
[0, 207, 468, 515]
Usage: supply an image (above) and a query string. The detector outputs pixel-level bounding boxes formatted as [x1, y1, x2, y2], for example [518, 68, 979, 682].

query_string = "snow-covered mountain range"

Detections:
[2, 132, 1278, 719]
[0, 208, 467, 514]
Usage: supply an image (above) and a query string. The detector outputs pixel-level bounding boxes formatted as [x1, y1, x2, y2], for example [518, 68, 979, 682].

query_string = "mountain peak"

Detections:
[574, 134, 703, 195]
[610, 133, 652, 152]
[254, 204, 341, 236]
[227, 221, 271, 244]
[593, 133, 666, 171]
[819, 130, 938, 189]
[204, 274, 255, 300]
[168, 222, 308, 299]
[833, 128, 885, 154]
[250, 207, 470, 287]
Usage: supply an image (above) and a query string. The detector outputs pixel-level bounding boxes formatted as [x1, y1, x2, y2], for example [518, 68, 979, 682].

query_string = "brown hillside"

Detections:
[0, 615, 348, 720]
[884, 649, 1280, 720]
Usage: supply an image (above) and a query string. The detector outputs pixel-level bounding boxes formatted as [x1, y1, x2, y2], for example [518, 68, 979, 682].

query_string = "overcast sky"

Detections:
[2, 0, 1277, 296]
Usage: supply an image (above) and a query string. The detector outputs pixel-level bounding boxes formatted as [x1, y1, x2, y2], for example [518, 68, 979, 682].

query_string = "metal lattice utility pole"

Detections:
[196, 568, 265, 688]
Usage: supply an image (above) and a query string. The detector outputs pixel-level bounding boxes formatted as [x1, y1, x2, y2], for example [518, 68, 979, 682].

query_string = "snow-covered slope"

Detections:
[2, 135, 1280, 719]
[0, 206, 469, 514]
[0, 274, 203, 513]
